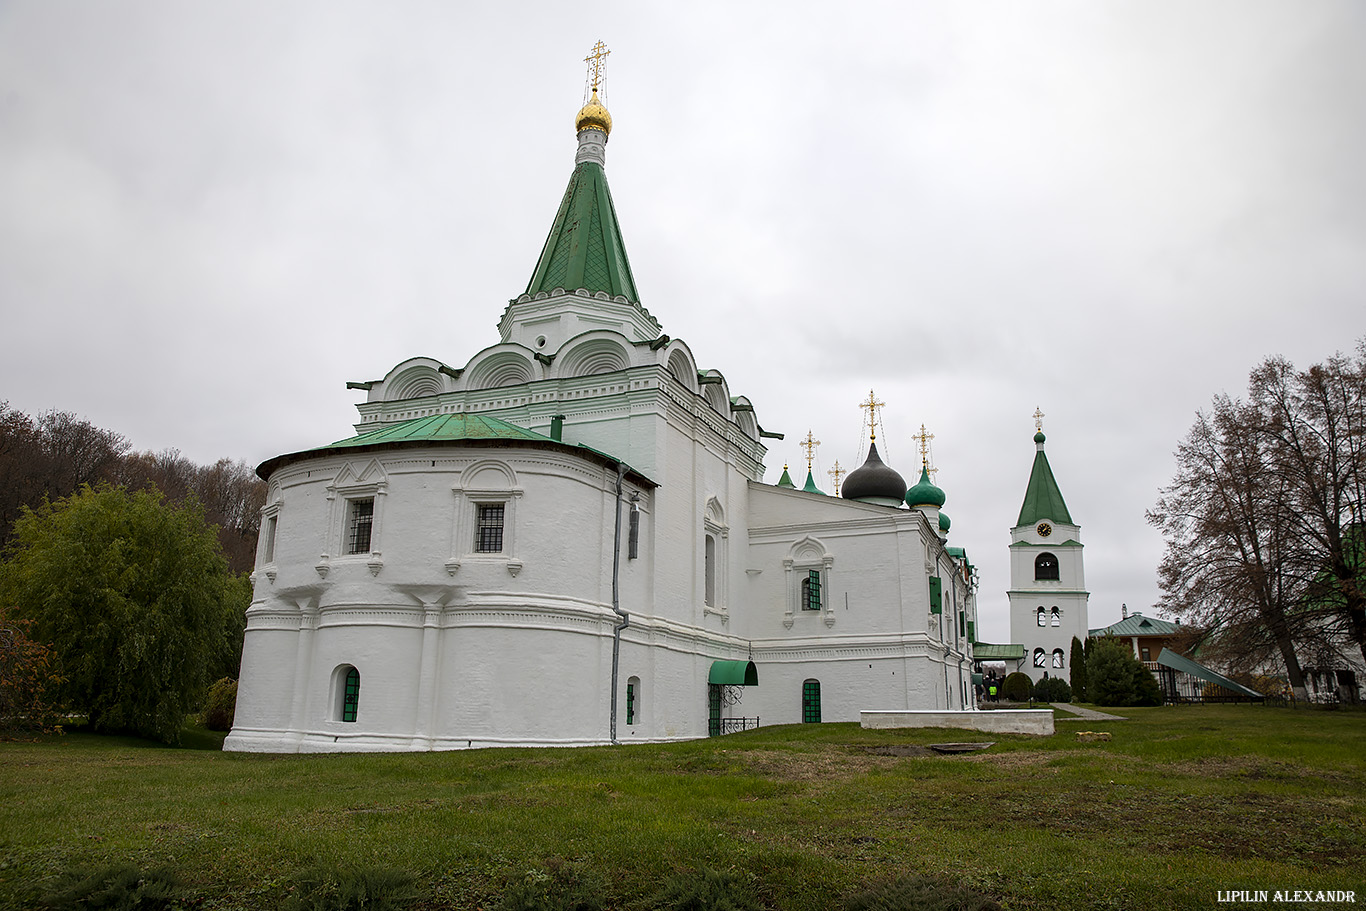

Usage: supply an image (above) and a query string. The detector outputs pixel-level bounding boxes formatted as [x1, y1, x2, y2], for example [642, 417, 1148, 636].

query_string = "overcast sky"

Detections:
[3, 2, 1363, 641]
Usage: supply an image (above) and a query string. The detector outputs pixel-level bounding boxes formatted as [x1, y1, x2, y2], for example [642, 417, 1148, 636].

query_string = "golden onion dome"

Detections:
[575, 90, 612, 136]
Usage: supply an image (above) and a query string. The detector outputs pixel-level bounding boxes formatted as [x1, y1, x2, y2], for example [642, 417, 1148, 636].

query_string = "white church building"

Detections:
[225, 56, 978, 753]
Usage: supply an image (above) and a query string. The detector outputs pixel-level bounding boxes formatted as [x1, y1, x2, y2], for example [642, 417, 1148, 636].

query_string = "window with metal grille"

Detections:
[341, 666, 360, 722]
[1034, 648, 1047, 668]
[802, 679, 821, 723]
[626, 679, 637, 725]
[1036, 607, 1047, 627]
[704, 535, 716, 605]
[800, 570, 821, 610]
[475, 504, 505, 553]
[1050, 606, 1061, 627]
[347, 499, 374, 554]
[1052, 648, 1065, 669]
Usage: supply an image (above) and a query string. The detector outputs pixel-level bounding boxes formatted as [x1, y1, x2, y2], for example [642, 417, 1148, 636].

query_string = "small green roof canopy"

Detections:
[708, 660, 758, 686]
[1156, 648, 1263, 699]
[972, 643, 1026, 661]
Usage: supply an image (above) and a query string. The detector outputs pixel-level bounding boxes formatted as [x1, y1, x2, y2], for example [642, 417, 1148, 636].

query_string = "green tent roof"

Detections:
[525, 160, 640, 303]
[1090, 612, 1182, 638]
[1017, 440, 1073, 527]
[802, 470, 825, 495]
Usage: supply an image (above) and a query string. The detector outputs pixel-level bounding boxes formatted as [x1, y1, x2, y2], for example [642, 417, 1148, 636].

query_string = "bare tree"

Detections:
[1250, 346, 1366, 665]
[1150, 396, 1311, 700]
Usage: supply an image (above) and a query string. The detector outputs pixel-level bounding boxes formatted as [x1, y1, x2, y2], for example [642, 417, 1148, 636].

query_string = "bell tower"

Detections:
[1008, 411, 1090, 683]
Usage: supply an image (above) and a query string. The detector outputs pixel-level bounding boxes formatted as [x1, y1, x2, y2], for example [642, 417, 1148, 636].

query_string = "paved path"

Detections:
[1051, 703, 1128, 721]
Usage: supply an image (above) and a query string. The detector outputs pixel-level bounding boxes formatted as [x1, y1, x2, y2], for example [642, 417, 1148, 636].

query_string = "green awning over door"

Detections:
[708, 660, 758, 686]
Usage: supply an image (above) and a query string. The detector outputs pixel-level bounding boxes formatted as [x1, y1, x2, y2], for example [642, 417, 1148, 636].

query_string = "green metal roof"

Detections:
[322, 413, 556, 450]
[708, 660, 758, 686]
[972, 643, 1026, 660]
[802, 470, 825, 495]
[1017, 442, 1073, 527]
[1156, 648, 1263, 699]
[525, 160, 640, 303]
[256, 412, 657, 488]
[1090, 612, 1182, 638]
[776, 466, 795, 488]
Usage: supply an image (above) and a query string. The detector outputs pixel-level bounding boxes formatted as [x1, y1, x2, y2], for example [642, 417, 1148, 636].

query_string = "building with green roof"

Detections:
[226, 46, 980, 755]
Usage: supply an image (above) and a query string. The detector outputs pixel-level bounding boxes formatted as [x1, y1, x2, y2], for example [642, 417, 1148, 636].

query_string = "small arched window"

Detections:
[1036, 607, 1047, 628]
[1033, 648, 1047, 668]
[704, 535, 716, 606]
[802, 679, 822, 723]
[335, 665, 360, 722]
[1035, 553, 1059, 581]
[1050, 606, 1061, 627]
[1052, 648, 1065, 669]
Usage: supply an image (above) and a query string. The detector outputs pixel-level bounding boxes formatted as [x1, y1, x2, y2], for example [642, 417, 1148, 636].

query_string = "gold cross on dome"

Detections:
[584, 40, 610, 93]
[913, 424, 935, 470]
[1033, 407, 1045, 432]
[859, 389, 885, 441]
[828, 460, 846, 496]
[800, 430, 821, 471]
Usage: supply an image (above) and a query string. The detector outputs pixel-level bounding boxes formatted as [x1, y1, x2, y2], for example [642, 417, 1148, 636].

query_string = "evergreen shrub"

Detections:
[1087, 636, 1163, 707]
[1000, 672, 1033, 702]
[1032, 677, 1072, 703]
[647, 867, 761, 911]
[202, 677, 237, 731]
[284, 867, 418, 911]
[41, 864, 189, 910]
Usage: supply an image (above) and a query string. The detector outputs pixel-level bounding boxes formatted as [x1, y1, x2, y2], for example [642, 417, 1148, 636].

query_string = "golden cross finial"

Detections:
[800, 430, 821, 471]
[859, 389, 885, 442]
[913, 423, 935, 470]
[827, 460, 846, 497]
[584, 40, 610, 94]
[1033, 407, 1045, 432]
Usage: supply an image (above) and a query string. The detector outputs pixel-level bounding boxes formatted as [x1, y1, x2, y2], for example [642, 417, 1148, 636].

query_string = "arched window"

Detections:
[334, 665, 360, 722]
[626, 676, 640, 726]
[1050, 606, 1061, 627]
[800, 570, 822, 611]
[802, 679, 821, 723]
[704, 535, 716, 606]
[1033, 648, 1047, 668]
[1052, 649, 1065, 669]
[1036, 607, 1046, 628]
[1035, 552, 1059, 581]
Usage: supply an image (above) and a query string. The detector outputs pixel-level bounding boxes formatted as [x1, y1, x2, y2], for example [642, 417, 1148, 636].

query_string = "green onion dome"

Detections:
[938, 510, 951, 532]
[905, 466, 946, 509]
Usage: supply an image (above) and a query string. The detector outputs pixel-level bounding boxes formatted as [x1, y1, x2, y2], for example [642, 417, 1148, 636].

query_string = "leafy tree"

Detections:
[0, 606, 66, 735]
[1087, 636, 1161, 707]
[1069, 636, 1087, 702]
[0, 485, 245, 744]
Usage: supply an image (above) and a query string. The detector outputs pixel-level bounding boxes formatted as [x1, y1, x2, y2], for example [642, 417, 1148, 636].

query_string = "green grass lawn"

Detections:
[2, 705, 1363, 910]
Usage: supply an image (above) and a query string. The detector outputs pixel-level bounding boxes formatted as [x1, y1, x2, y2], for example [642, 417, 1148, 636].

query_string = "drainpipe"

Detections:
[609, 462, 630, 744]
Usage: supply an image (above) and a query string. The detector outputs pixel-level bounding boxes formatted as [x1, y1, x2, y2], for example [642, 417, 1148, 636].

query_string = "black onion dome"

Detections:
[841, 441, 907, 502]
